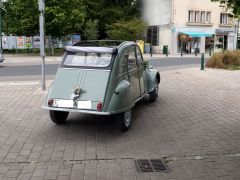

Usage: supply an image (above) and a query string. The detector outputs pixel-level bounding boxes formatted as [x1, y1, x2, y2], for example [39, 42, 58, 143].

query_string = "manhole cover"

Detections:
[135, 159, 169, 173]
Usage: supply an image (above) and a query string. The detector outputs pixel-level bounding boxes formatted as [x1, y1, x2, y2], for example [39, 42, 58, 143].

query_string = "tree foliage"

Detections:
[2, 0, 146, 40]
[3, 0, 39, 35]
[45, 0, 86, 36]
[3, 0, 86, 36]
[84, 0, 142, 39]
[212, 0, 240, 16]
[106, 19, 147, 41]
[83, 20, 99, 40]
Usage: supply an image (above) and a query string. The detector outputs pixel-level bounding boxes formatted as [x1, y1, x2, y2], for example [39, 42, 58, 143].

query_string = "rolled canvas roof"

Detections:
[65, 46, 114, 53]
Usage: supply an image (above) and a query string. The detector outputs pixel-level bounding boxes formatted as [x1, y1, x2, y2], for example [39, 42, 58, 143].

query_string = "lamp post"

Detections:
[39, 0, 46, 90]
[0, 0, 4, 62]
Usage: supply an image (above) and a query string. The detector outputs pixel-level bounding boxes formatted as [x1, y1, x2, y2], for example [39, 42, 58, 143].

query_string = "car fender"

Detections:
[146, 68, 160, 93]
[44, 82, 54, 107]
[107, 80, 134, 113]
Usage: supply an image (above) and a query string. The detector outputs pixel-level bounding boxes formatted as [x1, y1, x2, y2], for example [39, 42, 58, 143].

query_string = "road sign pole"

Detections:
[39, 0, 45, 90]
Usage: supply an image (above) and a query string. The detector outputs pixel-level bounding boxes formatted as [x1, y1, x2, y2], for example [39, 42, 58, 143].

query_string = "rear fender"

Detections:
[107, 80, 134, 113]
[147, 69, 160, 92]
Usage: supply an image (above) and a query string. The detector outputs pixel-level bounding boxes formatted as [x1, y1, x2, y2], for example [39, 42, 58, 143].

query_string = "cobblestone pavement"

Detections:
[0, 68, 240, 180]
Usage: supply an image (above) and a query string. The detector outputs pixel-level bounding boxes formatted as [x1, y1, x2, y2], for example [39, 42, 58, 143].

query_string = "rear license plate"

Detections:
[77, 101, 91, 109]
[57, 100, 74, 108]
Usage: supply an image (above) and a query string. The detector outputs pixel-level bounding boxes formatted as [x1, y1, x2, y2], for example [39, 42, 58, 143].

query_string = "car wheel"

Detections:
[116, 109, 132, 132]
[49, 110, 69, 124]
[149, 79, 159, 103]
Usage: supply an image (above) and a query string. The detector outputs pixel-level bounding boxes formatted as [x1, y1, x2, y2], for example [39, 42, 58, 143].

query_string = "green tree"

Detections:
[211, 0, 240, 16]
[83, 20, 99, 40]
[83, 0, 141, 39]
[3, 0, 86, 36]
[45, 0, 86, 36]
[106, 18, 147, 41]
[3, 0, 39, 35]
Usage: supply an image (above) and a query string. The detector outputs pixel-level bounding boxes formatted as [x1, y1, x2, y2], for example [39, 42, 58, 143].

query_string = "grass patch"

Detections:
[226, 65, 240, 70]
[206, 51, 240, 70]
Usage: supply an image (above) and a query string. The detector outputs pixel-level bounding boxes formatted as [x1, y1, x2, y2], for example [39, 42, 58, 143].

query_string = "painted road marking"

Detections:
[0, 81, 40, 86]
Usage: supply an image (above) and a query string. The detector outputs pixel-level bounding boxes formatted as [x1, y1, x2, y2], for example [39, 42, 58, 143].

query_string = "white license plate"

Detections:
[77, 101, 91, 109]
[57, 100, 74, 108]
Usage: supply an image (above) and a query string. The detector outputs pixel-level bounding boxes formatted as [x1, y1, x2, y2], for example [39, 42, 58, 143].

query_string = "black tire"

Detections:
[116, 109, 132, 132]
[49, 110, 69, 124]
[149, 79, 159, 103]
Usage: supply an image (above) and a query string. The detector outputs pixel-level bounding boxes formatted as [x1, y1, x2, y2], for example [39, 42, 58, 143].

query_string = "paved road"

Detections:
[0, 57, 205, 80]
[0, 68, 239, 179]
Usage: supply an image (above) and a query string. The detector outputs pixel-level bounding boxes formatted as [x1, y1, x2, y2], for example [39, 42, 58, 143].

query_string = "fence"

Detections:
[1, 35, 81, 50]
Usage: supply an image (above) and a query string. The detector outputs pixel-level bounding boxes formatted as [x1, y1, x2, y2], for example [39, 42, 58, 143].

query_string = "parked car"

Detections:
[43, 41, 160, 132]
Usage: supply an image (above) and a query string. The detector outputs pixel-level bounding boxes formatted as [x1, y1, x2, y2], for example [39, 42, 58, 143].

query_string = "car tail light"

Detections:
[48, 99, 54, 106]
[97, 102, 103, 111]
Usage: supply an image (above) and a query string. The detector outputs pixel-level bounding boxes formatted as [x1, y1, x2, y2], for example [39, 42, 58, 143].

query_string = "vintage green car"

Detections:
[43, 41, 160, 132]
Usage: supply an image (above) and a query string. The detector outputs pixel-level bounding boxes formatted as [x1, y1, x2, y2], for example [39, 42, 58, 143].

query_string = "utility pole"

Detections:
[39, 0, 46, 90]
[0, 1, 4, 62]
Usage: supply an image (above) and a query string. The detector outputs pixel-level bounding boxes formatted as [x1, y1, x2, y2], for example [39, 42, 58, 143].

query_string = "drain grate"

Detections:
[135, 159, 169, 173]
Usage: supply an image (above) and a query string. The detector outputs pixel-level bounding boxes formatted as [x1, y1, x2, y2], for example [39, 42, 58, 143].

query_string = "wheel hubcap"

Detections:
[124, 110, 131, 127]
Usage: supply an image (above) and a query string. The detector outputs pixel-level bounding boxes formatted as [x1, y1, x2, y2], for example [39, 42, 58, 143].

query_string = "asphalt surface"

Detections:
[0, 57, 205, 77]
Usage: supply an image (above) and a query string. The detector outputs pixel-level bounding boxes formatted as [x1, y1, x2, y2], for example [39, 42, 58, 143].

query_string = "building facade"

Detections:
[142, 0, 237, 55]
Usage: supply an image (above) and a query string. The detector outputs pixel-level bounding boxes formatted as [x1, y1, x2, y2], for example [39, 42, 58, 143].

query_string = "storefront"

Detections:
[176, 30, 213, 54]
[215, 29, 235, 52]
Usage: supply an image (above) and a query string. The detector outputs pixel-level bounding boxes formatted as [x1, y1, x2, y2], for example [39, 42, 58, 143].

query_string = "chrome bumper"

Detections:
[42, 106, 111, 115]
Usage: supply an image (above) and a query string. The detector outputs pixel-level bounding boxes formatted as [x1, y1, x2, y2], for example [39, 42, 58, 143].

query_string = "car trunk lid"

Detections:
[49, 68, 110, 110]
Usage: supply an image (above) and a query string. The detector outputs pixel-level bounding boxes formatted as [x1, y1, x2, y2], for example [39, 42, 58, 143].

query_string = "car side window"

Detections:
[119, 49, 128, 74]
[128, 46, 137, 70]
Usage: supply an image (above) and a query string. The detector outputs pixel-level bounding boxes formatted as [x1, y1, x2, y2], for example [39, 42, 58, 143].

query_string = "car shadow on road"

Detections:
[56, 95, 163, 135]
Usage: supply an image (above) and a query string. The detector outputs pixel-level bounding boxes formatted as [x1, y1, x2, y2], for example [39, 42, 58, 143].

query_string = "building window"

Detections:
[188, 10, 211, 23]
[220, 13, 233, 24]
[200, 12, 205, 22]
[147, 26, 159, 46]
[188, 10, 194, 22]
[206, 12, 211, 23]
[195, 11, 200, 22]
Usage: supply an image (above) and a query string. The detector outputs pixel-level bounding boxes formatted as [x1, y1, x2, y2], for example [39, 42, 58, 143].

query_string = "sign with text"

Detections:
[17, 36, 25, 49]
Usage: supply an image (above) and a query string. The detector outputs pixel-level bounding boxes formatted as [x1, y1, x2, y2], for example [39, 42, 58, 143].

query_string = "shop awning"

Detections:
[180, 31, 213, 37]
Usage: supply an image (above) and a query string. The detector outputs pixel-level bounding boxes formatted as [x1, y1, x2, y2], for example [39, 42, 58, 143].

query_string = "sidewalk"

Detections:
[0, 67, 239, 179]
[1, 54, 62, 64]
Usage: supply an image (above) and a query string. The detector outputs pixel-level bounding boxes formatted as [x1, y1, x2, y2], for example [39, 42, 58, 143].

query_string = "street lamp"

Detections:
[0, 0, 4, 62]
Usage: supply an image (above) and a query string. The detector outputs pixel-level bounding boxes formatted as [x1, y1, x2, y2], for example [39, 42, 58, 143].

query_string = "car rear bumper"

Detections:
[42, 106, 111, 115]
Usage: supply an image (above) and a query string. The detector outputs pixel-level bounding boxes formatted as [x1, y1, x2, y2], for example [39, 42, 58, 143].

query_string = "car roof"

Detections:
[72, 40, 137, 50]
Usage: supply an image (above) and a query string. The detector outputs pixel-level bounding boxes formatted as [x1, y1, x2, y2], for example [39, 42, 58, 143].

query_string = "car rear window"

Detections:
[63, 52, 112, 68]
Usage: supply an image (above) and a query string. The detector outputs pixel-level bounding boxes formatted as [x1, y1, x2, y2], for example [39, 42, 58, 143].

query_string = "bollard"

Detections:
[201, 53, 204, 70]
[209, 48, 212, 56]
[150, 45, 152, 57]
[181, 49, 183, 57]
[166, 51, 168, 57]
